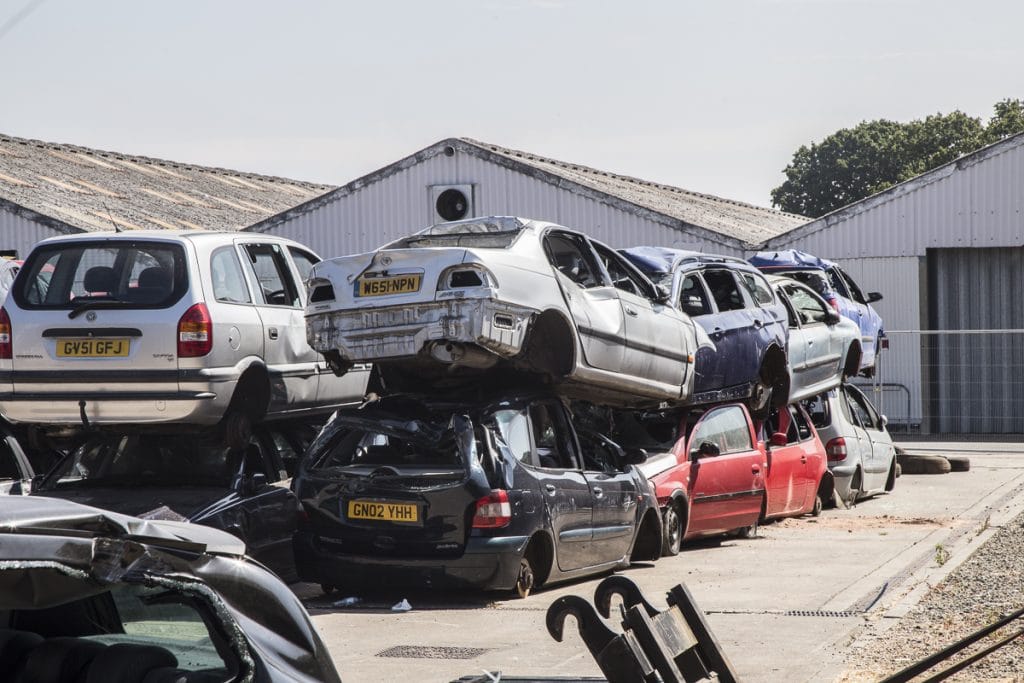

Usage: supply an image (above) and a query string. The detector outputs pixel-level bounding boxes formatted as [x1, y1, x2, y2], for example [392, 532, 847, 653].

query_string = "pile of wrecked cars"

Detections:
[297, 215, 892, 596]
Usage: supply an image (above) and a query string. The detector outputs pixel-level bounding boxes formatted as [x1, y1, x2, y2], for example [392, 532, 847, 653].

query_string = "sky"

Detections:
[2, 0, 1022, 209]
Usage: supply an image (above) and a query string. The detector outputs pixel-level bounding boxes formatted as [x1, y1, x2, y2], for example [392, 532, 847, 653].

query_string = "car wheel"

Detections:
[947, 456, 971, 472]
[661, 502, 684, 557]
[224, 411, 253, 449]
[811, 494, 823, 517]
[515, 556, 536, 599]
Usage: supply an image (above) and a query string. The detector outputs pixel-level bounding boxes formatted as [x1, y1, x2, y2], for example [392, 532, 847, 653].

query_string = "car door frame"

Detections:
[577, 429, 639, 563]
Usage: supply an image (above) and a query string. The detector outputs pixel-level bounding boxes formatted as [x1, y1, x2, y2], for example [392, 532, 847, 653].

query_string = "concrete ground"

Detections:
[298, 443, 1024, 682]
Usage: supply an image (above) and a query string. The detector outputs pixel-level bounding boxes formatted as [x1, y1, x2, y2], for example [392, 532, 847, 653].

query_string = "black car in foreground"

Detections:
[0, 497, 342, 682]
[30, 421, 320, 582]
[293, 392, 662, 597]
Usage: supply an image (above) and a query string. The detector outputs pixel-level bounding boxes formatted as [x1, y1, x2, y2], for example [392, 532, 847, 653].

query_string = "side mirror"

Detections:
[822, 311, 841, 325]
[623, 448, 648, 465]
[881, 415, 889, 428]
[866, 292, 883, 304]
[240, 472, 267, 496]
[691, 441, 720, 460]
[653, 284, 671, 304]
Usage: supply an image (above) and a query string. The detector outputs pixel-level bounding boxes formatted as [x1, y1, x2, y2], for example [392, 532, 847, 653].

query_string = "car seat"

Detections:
[130, 267, 172, 303]
[82, 266, 116, 296]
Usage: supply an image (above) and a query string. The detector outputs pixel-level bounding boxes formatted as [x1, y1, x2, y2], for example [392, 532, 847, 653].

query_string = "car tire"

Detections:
[947, 456, 971, 472]
[897, 452, 951, 475]
[515, 556, 536, 599]
[885, 461, 897, 492]
[661, 502, 684, 557]
[224, 411, 253, 450]
[811, 494, 823, 517]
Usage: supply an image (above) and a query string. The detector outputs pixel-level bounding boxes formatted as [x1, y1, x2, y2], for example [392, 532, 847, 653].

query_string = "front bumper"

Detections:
[307, 298, 536, 364]
[293, 530, 530, 591]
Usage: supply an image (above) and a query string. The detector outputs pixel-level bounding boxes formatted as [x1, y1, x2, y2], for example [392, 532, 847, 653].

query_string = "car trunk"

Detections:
[298, 412, 496, 559]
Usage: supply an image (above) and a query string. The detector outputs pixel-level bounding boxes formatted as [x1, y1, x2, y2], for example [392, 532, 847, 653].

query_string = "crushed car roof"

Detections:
[748, 249, 838, 271]
[621, 245, 757, 275]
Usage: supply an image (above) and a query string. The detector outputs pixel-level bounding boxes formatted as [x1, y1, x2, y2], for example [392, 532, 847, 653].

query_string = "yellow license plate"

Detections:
[356, 274, 422, 297]
[347, 500, 419, 523]
[56, 338, 129, 358]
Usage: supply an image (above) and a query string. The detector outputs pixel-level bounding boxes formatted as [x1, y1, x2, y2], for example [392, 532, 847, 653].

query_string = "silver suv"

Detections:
[0, 231, 368, 444]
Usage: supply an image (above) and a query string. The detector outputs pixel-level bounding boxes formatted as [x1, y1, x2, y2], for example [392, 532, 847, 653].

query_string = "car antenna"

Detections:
[102, 202, 122, 232]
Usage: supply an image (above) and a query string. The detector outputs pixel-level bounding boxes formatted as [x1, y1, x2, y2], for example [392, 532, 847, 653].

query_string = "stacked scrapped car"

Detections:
[0, 231, 368, 445]
[292, 392, 661, 597]
[305, 216, 703, 407]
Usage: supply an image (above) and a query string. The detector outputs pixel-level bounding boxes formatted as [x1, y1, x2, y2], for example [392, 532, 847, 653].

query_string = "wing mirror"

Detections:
[623, 448, 648, 465]
[653, 284, 671, 304]
[867, 292, 883, 303]
[881, 415, 889, 428]
[690, 441, 720, 461]
[822, 310, 842, 325]
[238, 472, 267, 496]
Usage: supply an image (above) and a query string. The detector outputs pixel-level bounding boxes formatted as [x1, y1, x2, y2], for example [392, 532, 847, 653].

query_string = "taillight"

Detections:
[472, 490, 512, 528]
[0, 307, 10, 359]
[825, 437, 848, 462]
[178, 303, 212, 357]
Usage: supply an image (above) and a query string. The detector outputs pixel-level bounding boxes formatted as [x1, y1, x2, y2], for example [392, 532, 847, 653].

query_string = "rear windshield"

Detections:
[308, 414, 467, 471]
[15, 241, 187, 309]
[780, 270, 830, 297]
[386, 218, 525, 249]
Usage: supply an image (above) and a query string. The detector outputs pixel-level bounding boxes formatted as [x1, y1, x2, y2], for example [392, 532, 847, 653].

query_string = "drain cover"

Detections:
[785, 610, 858, 617]
[376, 645, 491, 659]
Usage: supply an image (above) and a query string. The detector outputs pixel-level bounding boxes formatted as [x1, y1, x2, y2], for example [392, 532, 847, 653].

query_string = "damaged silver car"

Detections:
[305, 216, 704, 407]
[0, 496, 342, 682]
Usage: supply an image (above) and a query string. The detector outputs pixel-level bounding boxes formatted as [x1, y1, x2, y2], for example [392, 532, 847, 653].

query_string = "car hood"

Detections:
[33, 486, 231, 523]
[637, 451, 680, 480]
[749, 249, 835, 271]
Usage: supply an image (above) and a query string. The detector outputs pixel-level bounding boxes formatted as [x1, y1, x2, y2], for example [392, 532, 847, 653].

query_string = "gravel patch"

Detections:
[840, 511, 1024, 682]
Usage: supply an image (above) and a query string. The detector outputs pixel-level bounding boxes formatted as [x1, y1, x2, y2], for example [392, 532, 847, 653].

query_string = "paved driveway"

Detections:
[300, 443, 1024, 682]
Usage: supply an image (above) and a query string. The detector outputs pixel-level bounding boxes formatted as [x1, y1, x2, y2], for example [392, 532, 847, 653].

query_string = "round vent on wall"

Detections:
[435, 188, 470, 221]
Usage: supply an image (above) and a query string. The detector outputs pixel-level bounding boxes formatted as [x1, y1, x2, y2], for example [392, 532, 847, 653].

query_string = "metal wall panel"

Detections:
[261, 153, 745, 260]
[0, 211, 64, 259]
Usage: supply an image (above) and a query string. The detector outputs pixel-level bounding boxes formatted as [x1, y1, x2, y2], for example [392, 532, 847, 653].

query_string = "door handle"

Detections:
[592, 486, 604, 498]
[753, 319, 763, 328]
[800, 456, 807, 464]
[268, 327, 279, 340]
[544, 484, 557, 495]
[751, 465, 760, 474]
[625, 307, 638, 317]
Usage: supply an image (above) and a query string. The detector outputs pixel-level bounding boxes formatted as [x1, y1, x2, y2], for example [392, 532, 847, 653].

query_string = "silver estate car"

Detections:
[0, 231, 368, 444]
[803, 385, 897, 504]
[305, 216, 705, 407]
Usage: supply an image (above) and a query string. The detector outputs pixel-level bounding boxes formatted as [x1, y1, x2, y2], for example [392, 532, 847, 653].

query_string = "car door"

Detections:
[781, 282, 841, 389]
[763, 405, 808, 518]
[544, 232, 625, 374]
[591, 243, 687, 390]
[700, 269, 760, 390]
[837, 385, 874, 483]
[833, 266, 879, 361]
[685, 405, 764, 535]
[525, 399, 595, 572]
[577, 430, 638, 563]
[238, 240, 320, 412]
[845, 385, 893, 488]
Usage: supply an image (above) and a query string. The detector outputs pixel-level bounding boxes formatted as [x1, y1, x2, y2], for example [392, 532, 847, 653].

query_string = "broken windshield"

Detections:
[386, 217, 526, 249]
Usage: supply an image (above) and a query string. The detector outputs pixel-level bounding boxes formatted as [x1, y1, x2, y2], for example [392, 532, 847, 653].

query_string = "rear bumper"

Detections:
[830, 464, 857, 499]
[306, 298, 535, 364]
[293, 530, 530, 591]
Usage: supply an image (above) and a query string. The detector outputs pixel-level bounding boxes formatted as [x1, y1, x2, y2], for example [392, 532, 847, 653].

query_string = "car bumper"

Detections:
[830, 464, 857, 499]
[293, 531, 530, 591]
[306, 298, 536, 364]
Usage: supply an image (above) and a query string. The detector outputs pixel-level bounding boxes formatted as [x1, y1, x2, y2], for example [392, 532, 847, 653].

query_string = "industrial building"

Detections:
[762, 132, 1024, 434]
[0, 133, 335, 259]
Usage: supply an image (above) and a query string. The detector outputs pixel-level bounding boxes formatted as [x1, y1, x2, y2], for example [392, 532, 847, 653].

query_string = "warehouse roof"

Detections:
[0, 134, 334, 234]
[247, 137, 808, 248]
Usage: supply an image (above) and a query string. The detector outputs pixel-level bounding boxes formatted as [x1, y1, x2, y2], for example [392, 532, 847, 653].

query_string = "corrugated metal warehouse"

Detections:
[248, 137, 806, 257]
[0, 133, 335, 259]
[762, 132, 1024, 434]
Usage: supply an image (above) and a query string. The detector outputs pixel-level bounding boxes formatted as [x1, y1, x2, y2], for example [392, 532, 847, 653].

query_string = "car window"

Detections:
[545, 233, 602, 289]
[493, 408, 534, 465]
[802, 393, 832, 430]
[16, 242, 186, 308]
[703, 270, 746, 312]
[592, 243, 655, 299]
[242, 243, 300, 307]
[578, 432, 621, 473]
[289, 247, 320, 287]
[764, 406, 800, 444]
[784, 270, 830, 297]
[836, 267, 867, 304]
[782, 283, 828, 326]
[210, 247, 251, 304]
[846, 386, 882, 430]
[792, 406, 813, 440]
[679, 275, 712, 317]
[740, 272, 775, 306]
[691, 405, 752, 455]
[825, 267, 851, 298]
[529, 402, 577, 469]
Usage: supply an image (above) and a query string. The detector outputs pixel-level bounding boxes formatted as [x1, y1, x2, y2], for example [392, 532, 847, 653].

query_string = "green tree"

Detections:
[771, 100, 1024, 218]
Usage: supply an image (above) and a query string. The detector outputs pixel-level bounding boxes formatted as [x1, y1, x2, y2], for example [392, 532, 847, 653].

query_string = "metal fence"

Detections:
[850, 330, 1024, 438]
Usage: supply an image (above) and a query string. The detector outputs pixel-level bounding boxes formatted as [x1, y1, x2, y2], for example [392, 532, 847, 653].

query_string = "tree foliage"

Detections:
[771, 99, 1024, 217]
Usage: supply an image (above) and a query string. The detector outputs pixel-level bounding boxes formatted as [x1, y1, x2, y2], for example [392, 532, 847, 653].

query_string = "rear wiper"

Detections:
[68, 298, 125, 319]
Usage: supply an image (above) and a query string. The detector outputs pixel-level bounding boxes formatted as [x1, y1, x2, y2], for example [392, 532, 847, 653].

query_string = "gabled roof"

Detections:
[247, 138, 808, 248]
[762, 130, 1024, 247]
[0, 134, 335, 234]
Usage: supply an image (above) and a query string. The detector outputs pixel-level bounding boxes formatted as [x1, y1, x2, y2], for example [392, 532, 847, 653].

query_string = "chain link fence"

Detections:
[849, 330, 1024, 438]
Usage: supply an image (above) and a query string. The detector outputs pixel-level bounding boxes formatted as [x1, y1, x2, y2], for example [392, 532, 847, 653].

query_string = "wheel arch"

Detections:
[523, 530, 555, 588]
[521, 309, 577, 378]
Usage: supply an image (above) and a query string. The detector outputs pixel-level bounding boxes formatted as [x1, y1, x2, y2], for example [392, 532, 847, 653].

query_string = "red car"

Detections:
[627, 402, 830, 556]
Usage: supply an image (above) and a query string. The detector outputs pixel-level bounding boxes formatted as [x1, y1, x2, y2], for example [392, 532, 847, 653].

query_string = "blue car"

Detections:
[621, 247, 790, 414]
[748, 250, 885, 376]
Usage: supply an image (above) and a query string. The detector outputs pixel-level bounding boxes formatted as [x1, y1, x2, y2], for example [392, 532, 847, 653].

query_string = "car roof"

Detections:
[749, 249, 837, 271]
[621, 246, 756, 275]
[31, 229, 308, 249]
[0, 496, 246, 557]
